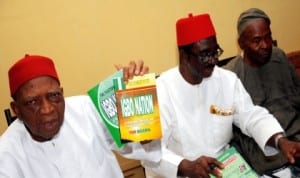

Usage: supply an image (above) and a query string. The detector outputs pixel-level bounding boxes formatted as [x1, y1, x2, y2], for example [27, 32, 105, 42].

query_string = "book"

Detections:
[210, 147, 259, 178]
[115, 73, 162, 142]
[87, 70, 124, 148]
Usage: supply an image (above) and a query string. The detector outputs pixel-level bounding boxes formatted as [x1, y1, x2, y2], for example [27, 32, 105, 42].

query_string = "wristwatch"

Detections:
[274, 133, 286, 150]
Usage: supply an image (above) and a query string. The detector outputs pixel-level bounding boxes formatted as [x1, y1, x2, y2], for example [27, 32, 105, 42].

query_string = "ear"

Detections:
[10, 101, 22, 121]
[60, 87, 64, 96]
[238, 36, 245, 50]
[179, 49, 189, 64]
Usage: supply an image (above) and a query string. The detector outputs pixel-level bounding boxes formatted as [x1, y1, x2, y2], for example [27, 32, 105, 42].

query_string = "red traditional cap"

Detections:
[8, 54, 60, 97]
[176, 13, 216, 46]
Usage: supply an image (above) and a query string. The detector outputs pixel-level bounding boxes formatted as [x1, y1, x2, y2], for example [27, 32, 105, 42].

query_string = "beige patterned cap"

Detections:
[237, 8, 270, 36]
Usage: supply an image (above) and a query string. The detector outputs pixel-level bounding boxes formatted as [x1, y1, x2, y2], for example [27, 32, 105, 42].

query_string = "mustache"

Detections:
[187, 63, 215, 77]
[259, 48, 272, 54]
[205, 64, 215, 68]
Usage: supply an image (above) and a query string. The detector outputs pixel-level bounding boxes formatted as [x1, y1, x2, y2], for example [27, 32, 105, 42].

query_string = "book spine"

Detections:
[113, 77, 125, 91]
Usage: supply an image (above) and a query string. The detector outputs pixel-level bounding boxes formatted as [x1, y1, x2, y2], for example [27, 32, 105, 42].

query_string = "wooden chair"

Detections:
[286, 50, 300, 76]
[4, 109, 17, 126]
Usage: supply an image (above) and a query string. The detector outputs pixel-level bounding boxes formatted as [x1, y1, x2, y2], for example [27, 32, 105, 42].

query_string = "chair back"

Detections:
[4, 109, 17, 126]
[287, 50, 300, 76]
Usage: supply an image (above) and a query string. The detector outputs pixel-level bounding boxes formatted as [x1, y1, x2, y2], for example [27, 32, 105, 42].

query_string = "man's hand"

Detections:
[115, 60, 149, 83]
[278, 137, 300, 164]
[178, 156, 224, 178]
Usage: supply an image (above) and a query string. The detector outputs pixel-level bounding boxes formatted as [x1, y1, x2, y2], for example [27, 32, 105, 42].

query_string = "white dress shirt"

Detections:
[143, 66, 283, 178]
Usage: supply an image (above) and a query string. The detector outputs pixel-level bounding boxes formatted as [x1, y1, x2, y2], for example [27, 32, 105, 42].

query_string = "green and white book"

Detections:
[87, 70, 124, 148]
[210, 147, 259, 178]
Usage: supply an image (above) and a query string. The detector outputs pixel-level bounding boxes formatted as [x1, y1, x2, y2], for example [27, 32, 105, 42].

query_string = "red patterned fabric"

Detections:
[8, 54, 60, 96]
[176, 13, 216, 46]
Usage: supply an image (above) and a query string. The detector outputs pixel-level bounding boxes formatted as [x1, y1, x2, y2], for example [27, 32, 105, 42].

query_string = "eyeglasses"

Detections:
[189, 46, 224, 63]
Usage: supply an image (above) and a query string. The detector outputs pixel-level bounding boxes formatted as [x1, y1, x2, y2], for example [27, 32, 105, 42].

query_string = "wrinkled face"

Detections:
[239, 19, 273, 67]
[180, 36, 221, 84]
[11, 76, 65, 142]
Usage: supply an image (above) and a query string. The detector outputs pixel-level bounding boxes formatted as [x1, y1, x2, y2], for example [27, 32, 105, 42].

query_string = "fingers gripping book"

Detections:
[210, 147, 259, 178]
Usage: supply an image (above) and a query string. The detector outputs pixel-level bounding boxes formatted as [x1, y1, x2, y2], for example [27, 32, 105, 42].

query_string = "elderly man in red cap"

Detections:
[0, 54, 161, 178]
[141, 13, 300, 178]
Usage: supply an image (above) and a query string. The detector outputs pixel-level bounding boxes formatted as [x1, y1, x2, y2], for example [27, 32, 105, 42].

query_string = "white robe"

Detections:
[0, 95, 160, 178]
[143, 66, 283, 178]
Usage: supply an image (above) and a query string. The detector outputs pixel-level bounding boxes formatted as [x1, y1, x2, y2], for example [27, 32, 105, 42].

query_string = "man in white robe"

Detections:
[0, 54, 161, 178]
[142, 13, 300, 178]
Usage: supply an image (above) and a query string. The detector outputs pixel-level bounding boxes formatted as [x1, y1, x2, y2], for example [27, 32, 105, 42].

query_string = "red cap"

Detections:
[176, 13, 216, 46]
[8, 54, 60, 96]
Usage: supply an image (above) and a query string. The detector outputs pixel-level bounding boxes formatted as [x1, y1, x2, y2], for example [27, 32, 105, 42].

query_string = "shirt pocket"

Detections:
[210, 115, 233, 148]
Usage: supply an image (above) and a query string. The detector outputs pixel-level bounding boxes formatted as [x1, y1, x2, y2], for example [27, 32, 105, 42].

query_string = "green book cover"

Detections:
[210, 147, 259, 178]
[87, 70, 124, 148]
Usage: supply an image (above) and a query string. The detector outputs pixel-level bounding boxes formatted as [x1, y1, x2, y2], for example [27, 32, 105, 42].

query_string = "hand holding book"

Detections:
[114, 60, 149, 82]
[210, 147, 259, 178]
[88, 70, 162, 147]
[178, 156, 224, 178]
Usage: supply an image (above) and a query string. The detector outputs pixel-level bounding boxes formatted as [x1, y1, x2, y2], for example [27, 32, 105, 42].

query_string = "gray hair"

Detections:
[237, 8, 271, 36]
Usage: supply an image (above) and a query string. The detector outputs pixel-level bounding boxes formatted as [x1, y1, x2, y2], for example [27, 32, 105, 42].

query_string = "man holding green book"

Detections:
[0, 54, 160, 178]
